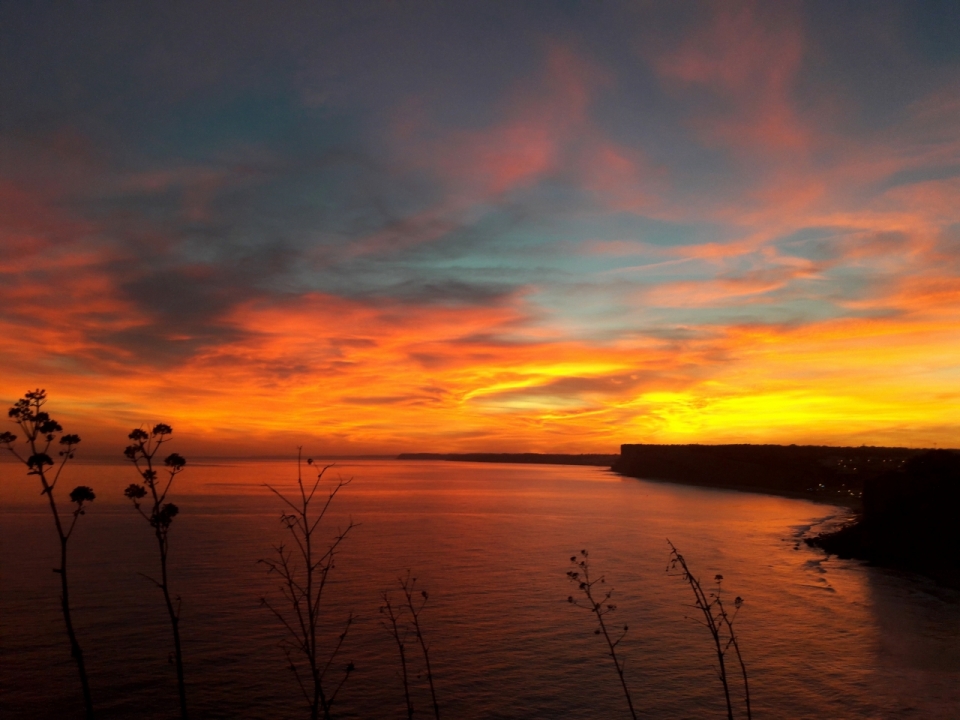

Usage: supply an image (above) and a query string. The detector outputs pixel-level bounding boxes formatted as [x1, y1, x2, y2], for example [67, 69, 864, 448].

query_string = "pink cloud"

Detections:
[410, 45, 603, 194]
[655, 0, 808, 153]
[392, 43, 659, 215]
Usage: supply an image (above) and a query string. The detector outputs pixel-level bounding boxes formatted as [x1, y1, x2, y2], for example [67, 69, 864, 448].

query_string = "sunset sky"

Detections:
[2, 1, 959, 455]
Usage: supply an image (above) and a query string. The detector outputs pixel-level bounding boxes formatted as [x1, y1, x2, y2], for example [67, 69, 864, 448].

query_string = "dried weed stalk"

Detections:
[567, 549, 638, 720]
[123, 423, 188, 717]
[259, 452, 356, 720]
[667, 540, 751, 720]
[1, 390, 95, 718]
[380, 590, 414, 719]
[380, 572, 440, 719]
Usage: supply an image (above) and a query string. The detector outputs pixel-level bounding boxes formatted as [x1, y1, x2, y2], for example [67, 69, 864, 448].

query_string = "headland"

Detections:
[805, 449, 960, 588]
[612, 443, 959, 588]
[613, 443, 927, 507]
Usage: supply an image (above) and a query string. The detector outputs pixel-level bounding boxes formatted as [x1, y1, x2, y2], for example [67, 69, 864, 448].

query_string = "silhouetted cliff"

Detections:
[807, 450, 960, 587]
[613, 443, 923, 504]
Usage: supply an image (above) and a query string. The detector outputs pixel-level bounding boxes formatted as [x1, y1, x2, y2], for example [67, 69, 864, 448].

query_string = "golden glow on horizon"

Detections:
[3, 285, 959, 454]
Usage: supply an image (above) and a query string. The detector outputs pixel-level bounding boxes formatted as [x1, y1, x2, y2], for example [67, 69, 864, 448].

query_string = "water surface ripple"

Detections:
[2, 459, 958, 718]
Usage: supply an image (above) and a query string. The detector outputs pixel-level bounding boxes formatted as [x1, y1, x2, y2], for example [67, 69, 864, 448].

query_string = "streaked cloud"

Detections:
[2, 1, 959, 453]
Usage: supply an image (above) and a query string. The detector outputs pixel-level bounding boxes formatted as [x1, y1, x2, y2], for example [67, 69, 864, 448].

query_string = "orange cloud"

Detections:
[3, 27, 960, 456]
[5, 272, 959, 456]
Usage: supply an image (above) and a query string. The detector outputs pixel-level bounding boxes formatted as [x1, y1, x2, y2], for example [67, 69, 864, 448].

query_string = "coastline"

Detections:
[611, 443, 932, 511]
[396, 449, 866, 509]
[804, 450, 960, 589]
[613, 470, 863, 510]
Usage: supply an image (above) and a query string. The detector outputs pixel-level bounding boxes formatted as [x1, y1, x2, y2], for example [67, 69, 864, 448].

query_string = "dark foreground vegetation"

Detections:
[123, 425, 189, 717]
[567, 547, 751, 720]
[1, 390, 95, 718]
[259, 455, 356, 720]
[806, 450, 960, 588]
[6, 390, 755, 718]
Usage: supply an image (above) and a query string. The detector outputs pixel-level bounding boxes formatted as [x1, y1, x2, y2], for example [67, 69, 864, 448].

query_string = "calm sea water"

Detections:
[1, 459, 958, 719]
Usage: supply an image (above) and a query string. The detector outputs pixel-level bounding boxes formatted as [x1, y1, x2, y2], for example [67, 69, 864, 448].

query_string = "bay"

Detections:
[1, 459, 958, 718]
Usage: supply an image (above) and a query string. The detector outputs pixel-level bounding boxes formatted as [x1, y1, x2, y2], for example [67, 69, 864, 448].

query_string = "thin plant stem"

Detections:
[123, 425, 188, 717]
[667, 540, 750, 720]
[566, 550, 638, 720]
[2, 390, 94, 718]
[380, 592, 414, 719]
[724, 617, 751, 720]
[260, 451, 356, 720]
[399, 572, 440, 720]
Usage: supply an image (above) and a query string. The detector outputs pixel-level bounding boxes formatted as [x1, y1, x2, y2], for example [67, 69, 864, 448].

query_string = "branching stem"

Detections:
[2, 390, 94, 718]
[259, 450, 356, 720]
[124, 424, 188, 717]
[399, 572, 440, 720]
[380, 593, 414, 719]
[567, 550, 638, 720]
[667, 540, 750, 720]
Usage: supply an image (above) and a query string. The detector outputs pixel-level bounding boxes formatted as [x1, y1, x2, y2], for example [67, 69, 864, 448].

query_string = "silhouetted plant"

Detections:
[567, 550, 637, 719]
[1, 389, 95, 718]
[123, 423, 188, 718]
[380, 572, 440, 719]
[380, 590, 414, 720]
[259, 453, 356, 720]
[667, 541, 750, 720]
